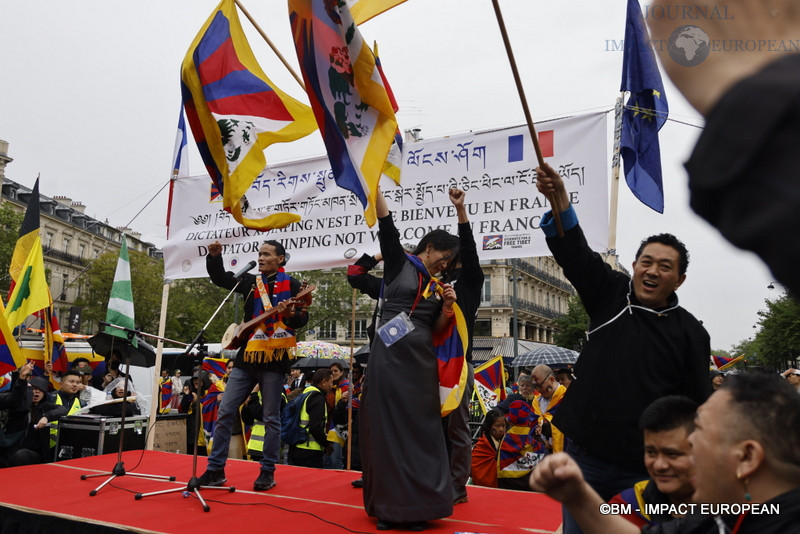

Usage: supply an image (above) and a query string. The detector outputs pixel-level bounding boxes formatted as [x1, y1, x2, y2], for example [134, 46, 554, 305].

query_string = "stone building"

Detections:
[1, 147, 157, 332]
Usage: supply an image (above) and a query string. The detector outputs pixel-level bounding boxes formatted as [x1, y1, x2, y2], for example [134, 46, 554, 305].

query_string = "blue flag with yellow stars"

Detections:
[620, 0, 668, 213]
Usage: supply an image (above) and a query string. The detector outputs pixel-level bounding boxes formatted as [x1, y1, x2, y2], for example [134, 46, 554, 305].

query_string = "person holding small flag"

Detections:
[536, 162, 710, 534]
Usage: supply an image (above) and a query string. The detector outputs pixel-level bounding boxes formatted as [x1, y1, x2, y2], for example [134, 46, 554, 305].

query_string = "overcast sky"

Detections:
[0, 0, 780, 351]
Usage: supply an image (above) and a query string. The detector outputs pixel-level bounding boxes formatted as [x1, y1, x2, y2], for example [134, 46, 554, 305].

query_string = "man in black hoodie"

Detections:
[0, 363, 67, 466]
[536, 163, 710, 534]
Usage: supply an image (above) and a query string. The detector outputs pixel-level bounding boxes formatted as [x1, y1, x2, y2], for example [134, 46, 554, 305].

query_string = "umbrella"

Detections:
[511, 345, 579, 369]
[353, 344, 369, 365]
[294, 340, 350, 359]
[292, 356, 350, 370]
[88, 332, 157, 368]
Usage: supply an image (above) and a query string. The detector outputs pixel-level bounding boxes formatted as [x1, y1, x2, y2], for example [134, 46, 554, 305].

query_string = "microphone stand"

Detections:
[183, 278, 244, 356]
[81, 325, 176, 495]
[135, 286, 240, 511]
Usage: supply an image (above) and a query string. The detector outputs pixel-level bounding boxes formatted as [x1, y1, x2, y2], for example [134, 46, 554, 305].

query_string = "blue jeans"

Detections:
[561, 441, 646, 534]
[207, 367, 283, 474]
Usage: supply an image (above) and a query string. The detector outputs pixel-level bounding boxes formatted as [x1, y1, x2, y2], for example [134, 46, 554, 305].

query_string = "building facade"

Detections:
[1, 176, 158, 333]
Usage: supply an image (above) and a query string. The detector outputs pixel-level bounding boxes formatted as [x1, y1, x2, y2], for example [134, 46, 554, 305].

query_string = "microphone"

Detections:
[233, 260, 257, 280]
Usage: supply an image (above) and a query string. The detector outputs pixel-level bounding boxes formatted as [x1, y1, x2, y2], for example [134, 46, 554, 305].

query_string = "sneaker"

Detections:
[253, 471, 276, 491]
[197, 468, 226, 487]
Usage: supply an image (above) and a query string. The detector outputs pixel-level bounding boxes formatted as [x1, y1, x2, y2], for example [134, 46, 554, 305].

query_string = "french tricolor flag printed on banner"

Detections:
[507, 130, 554, 162]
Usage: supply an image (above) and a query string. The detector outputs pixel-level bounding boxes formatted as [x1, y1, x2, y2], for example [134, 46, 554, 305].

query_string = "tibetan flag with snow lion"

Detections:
[182, 0, 317, 231]
[474, 355, 506, 414]
[289, 0, 400, 227]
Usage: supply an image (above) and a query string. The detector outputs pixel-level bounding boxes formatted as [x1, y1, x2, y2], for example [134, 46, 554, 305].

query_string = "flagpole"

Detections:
[608, 96, 624, 255]
[146, 280, 172, 450]
[345, 288, 357, 471]
[234, 0, 306, 91]
[490, 0, 564, 237]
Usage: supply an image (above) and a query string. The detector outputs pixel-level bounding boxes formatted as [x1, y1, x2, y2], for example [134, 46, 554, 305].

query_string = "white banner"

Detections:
[164, 112, 608, 279]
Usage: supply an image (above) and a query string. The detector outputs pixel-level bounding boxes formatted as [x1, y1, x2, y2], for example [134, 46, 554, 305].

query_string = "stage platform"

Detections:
[0, 451, 561, 533]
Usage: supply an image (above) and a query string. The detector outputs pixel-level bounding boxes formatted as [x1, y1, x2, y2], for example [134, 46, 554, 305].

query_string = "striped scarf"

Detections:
[243, 269, 297, 363]
[406, 254, 468, 417]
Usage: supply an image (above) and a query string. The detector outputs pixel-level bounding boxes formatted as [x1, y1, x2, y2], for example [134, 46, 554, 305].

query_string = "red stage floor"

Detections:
[0, 451, 561, 533]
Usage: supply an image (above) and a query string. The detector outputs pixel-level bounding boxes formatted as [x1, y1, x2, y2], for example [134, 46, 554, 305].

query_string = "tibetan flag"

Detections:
[181, 0, 317, 231]
[173, 107, 189, 179]
[289, 0, 401, 227]
[8, 177, 41, 299]
[43, 304, 70, 374]
[201, 381, 224, 438]
[202, 356, 228, 379]
[474, 355, 507, 414]
[620, 0, 668, 213]
[713, 354, 744, 371]
[0, 373, 11, 393]
[5, 235, 50, 329]
[160, 379, 174, 413]
[347, 0, 406, 25]
[104, 235, 137, 348]
[0, 300, 25, 376]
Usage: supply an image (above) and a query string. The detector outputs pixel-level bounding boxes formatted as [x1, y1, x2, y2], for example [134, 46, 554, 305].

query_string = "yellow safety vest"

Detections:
[51, 393, 82, 449]
[247, 421, 266, 455]
[244, 391, 264, 456]
[297, 386, 326, 452]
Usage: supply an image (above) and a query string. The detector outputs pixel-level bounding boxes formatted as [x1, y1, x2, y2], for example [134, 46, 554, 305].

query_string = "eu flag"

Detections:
[620, 0, 668, 213]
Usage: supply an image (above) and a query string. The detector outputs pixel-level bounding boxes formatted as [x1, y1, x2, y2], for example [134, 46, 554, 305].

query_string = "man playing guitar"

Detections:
[198, 240, 309, 492]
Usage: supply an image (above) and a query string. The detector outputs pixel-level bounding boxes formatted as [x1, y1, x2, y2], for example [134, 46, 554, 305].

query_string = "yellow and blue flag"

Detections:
[289, 0, 401, 227]
[620, 0, 668, 213]
[181, 0, 317, 231]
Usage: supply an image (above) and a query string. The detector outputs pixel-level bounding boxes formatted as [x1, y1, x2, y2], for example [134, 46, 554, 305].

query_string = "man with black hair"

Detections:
[530, 371, 800, 533]
[0, 362, 67, 466]
[536, 164, 710, 534]
[608, 396, 698, 528]
[442, 187, 485, 505]
[288, 368, 333, 468]
[198, 240, 308, 491]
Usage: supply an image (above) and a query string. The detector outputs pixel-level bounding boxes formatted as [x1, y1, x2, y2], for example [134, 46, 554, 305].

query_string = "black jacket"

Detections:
[0, 378, 66, 463]
[547, 224, 710, 473]
[206, 254, 308, 373]
[290, 387, 328, 458]
[447, 222, 485, 363]
[686, 53, 800, 298]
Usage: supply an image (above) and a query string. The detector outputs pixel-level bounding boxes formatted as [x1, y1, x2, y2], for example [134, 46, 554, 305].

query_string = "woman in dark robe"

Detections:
[361, 185, 460, 531]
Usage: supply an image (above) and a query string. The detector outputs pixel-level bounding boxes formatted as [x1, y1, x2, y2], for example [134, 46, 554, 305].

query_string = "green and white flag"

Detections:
[104, 235, 137, 347]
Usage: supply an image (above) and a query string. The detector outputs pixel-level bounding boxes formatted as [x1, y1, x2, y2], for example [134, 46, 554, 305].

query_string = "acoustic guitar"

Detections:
[221, 285, 316, 350]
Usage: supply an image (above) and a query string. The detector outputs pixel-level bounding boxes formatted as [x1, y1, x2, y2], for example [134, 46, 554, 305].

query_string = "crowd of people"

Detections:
[2, 176, 800, 532]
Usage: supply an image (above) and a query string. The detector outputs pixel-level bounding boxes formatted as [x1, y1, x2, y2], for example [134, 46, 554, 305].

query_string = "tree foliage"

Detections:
[164, 277, 237, 346]
[553, 296, 589, 351]
[300, 268, 373, 338]
[0, 202, 23, 295]
[75, 249, 164, 335]
[752, 293, 800, 369]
